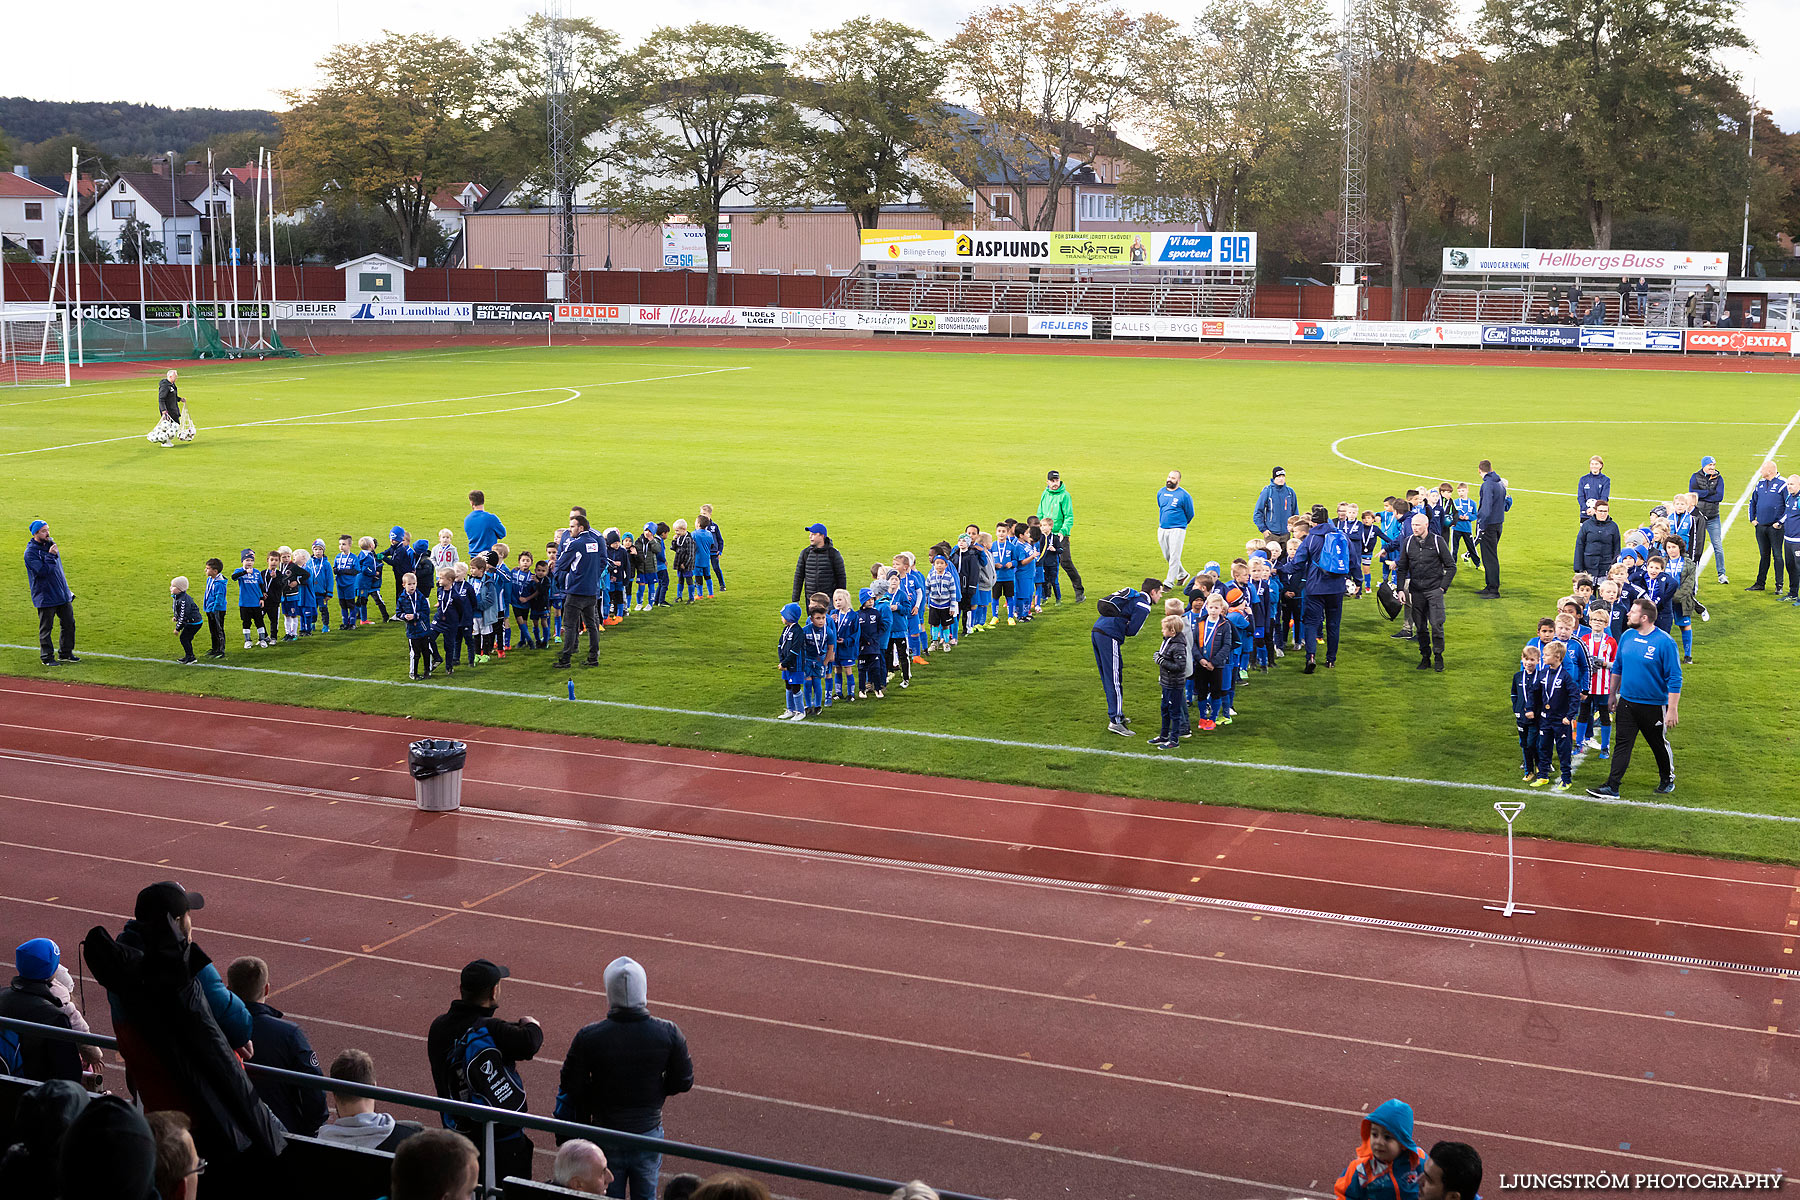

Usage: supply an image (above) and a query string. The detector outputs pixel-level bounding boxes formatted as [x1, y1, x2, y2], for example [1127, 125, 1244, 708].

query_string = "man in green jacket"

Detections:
[1036, 471, 1084, 602]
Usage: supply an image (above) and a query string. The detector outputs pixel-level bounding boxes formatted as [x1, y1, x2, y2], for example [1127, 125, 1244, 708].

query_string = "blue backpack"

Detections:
[447, 1023, 528, 1124]
[1319, 526, 1353, 576]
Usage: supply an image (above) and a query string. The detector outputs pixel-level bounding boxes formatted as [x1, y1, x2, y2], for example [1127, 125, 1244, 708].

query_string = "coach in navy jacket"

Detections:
[555, 515, 605, 667]
[1475, 462, 1507, 596]
[1091, 579, 1164, 734]
[1747, 461, 1788, 592]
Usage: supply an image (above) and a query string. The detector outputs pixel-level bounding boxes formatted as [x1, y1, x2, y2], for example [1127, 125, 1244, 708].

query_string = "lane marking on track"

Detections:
[2, 778, 1788, 1039]
[1711, 405, 1800, 574]
[6, 645, 1794, 826]
[1330, 419, 1786, 501]
[0, 367, 746, 453]
[3, 760, 1794, 986]
[0, 890, 1769, 1174]
[2, 679, 1783, 895]
[0, 736, 1786, 942]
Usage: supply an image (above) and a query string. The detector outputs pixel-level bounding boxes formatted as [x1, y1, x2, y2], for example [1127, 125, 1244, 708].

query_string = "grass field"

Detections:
[4, 341, 1798, 862]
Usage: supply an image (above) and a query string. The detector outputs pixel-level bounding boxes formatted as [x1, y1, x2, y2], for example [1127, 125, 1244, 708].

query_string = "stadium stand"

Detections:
[832, 265, 1256, 319]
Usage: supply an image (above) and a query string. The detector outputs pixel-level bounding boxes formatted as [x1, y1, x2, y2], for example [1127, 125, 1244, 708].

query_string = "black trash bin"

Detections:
[408, 739, 467, 811]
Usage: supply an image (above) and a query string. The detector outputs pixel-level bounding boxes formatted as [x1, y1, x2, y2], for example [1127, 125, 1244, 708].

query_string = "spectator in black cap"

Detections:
[83, 882, 283, 1162]
[1252, 467, 1299, 542]
[59, 1094, 158, 1200]
[426, 958, 544, 1183]
[1035, 471, 1083, 602]
[791, 524, 846, 604]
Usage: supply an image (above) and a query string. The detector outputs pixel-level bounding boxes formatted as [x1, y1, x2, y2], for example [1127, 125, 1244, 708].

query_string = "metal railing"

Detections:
[0, 1015, 994, 1200]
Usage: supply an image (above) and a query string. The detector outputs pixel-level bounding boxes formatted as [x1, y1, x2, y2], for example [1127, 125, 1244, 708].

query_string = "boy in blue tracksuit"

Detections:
[1013, 529, 1039, 620]
[358, 537, 388, 624]
[652, 522, 672, 606]
[828, 589, 861, 702]
[1452, 483, 1480, 566]
[1512, 643, 1540, 777]
[1532, 642, 1578, 790]
[433, 568, 466, 671]
[776, 603, 807, 720]
[1642, 557, 1677, 633]
[333, 536, 361, 630]
[691, 522, 717, 599]
[518, 557, 551, 648]
[202, 558, 228, 658]
[856, 587, 888, 697]
[605, 532, 631, 623]
[398, 572, 436, 679]
[799, 604, 831, 715]
[304, 541, 333, 634]
[1247, 559, 1274, 670]
[232, 550, 267, 649]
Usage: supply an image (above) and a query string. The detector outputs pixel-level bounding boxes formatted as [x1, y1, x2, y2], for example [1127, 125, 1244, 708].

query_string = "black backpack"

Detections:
[1095, 588, 1138, 618]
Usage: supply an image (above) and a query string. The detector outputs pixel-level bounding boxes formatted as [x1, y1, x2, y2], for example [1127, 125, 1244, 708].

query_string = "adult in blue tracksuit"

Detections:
[24, 519, 77, 665]
[1687, 455, 1726, 583]
[1746, 460, 1788, 593]
[555, 514, 605, 667]
[1156, 470, 1194, 587]
[1588, 598, 1682, 797]
[1475, 460, 1507, 596]
[1783, 476, 1800, 603]
[1290, 506, 1355, 671]
[1575, 456, 1611, 522]
[1092, 578, 1166, 735]
[1251, 467, 1298, 540]
[464, 490, 507, 558]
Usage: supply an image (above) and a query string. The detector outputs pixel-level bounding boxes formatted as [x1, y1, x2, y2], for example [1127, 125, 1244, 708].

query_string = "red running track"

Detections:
[0, 676, 1793, 1198]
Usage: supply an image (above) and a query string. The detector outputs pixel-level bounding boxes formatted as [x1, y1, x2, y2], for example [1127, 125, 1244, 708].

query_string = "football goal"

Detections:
[0, 307, 71, 387]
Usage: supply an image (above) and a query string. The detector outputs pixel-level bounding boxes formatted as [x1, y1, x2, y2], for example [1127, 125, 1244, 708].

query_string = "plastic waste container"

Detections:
[409, 739, 466, 811]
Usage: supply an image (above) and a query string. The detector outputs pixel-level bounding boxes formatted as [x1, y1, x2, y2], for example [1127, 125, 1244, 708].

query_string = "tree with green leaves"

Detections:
[924, 0, 1141, 232]
[764, 18, 963, 230]
[115, 218, 165, 264]
[279, 33, 485, 264]
[476, 15, 621, 207]
[604, 23, 791, 304]
[1124, 0, 1337, 238]
[1478, 0, 1749, 249]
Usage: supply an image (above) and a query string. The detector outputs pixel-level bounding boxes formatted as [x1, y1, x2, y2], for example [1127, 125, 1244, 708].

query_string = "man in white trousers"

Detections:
[1156, 470, 1194, 587]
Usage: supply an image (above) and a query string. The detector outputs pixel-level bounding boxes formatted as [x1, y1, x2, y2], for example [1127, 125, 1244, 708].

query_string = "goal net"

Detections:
[0, 307, 70, 386]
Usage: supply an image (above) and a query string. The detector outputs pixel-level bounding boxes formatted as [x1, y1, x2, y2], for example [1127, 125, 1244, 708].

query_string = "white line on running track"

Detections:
[1712, 405, 1800, 574]
[0, 368, 746, 454]
[6, 644, 1793, 825]
[1331, 419, 1785, 501]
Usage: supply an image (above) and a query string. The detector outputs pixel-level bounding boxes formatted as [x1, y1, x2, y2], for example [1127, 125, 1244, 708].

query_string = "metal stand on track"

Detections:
[1484, 801, 1534, 918]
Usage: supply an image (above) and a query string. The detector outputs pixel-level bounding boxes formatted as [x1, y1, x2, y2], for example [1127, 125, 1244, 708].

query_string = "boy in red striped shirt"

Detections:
[1578, 608, 1618, 759]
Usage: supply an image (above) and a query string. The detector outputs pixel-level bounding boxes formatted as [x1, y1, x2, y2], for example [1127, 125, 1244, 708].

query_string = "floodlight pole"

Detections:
[1740, 90, 1754, 278]
[1483, 802, 1534, 918]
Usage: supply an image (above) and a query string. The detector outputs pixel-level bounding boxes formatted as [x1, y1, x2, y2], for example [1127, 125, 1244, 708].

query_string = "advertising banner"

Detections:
[780, 309, 857, 330]
[554, 303, 629, 323]
[1481, 324, 1581, 348]
[661, 224, 730, 270]
[276, 300, 349, 320]
[1443, 247, 1729, 278]
[905, 312, 989, 334]
[1578, 327, 1683, 351]
[860, 229, 1257, 268]
[851, 311, 911, 331]
[473, 302, 554, 322]
[347, 300, 473, 321]
[1683, 329, 1793, 354]
[1113, 315, 1204, 339]
[1028, 314, 1092, 337]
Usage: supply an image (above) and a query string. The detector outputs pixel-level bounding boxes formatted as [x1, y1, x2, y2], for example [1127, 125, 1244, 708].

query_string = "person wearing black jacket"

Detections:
[554, 957, 693, 1200]
[226, 956, 328, 1137]
[426, 959, 543, 1183]
[1475, 461, 1507, 597]
[1574, 502, 1622, 578]
[791, 523, 846, 604]
[0, 938, 82, 1083]
[1395, 512, 1456, 671]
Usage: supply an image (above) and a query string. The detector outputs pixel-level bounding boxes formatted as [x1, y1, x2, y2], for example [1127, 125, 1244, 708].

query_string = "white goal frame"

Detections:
[0, 306, 71, 387]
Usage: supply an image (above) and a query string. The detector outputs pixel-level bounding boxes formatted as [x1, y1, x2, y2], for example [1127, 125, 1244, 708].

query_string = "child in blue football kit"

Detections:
[290, 549, 316, 636]
[305, 541, 333, 634]
[799, 604, 831, 715]
[333, 536, 361, 630]
[691, 520, 717, 599]
[358, 536, 389, 624]
[1531, 641, 1577, 791]
[1452, 483, 1480, 566]
[855, 587, 888, 697]
[828, 589, 860, 703]
[777, 603, 806, 720]
[518, 557, 552, 648]
[433, 568, 464, 672]
[398, 571, 437, 679]
[202, 558, 228, 658]
[1512, 643, 1540, 777]
[988, 525, 1015, 627]
[231, 550, 268, 648]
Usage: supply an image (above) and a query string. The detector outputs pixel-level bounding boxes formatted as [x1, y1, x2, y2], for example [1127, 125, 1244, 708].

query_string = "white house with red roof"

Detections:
[0, 168, 61, 262]
[86, 162, 236, 265]
[429, 182, 487, 238]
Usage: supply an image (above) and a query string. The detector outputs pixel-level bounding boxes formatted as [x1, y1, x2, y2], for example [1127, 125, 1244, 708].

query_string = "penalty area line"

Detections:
[3, 645, 1794, 827]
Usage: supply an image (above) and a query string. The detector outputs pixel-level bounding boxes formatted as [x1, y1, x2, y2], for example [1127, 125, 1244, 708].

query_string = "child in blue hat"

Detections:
[777, 603, 806, 721]
[1335, 1098, 1424, 1200]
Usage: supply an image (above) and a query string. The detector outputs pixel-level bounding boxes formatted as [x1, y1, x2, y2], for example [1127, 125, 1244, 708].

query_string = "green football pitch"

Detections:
[4, 342, 1797, 862]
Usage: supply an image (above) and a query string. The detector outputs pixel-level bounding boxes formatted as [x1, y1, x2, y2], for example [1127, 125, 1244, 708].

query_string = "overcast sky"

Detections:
[9, 0, 1795, 132]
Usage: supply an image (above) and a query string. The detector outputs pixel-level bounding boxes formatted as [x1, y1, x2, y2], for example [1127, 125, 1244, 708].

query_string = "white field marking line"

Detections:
[1, 735, 1782, 944]
[3, 776, 1784, 1041]
[8, 644, 1797, 826]
[0, 886, 1784, 1160]
[0, 367, 746, 453]
[1715, 405, 1800, 569]
[1331, 419, 1786, 501]
[3, 681, 1780, 895]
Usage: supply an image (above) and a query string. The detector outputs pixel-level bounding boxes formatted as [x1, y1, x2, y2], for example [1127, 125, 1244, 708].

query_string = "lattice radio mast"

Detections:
[1331, 0, 1373, 314]
[545, 0, 581, 299]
